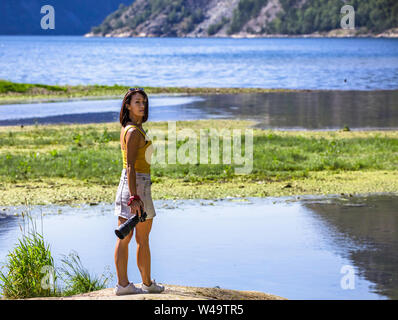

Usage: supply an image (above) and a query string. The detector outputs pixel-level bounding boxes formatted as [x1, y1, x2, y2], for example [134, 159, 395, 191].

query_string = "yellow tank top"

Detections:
[121, 124, 153, 173]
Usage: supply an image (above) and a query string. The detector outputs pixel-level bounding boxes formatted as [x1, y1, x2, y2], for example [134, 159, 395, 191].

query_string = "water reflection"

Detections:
[197, 91, 398, 130]
[0, 90, 397, 130]
[302, 194, 398, 299]
[0, 213, 18, 245]
[0, 95, 206, 125]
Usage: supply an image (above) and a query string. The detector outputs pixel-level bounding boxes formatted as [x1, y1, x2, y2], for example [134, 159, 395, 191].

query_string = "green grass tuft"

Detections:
[0, 208, 112, 299]
[58, 251, 111, 296]
[0, 212, 58, 299]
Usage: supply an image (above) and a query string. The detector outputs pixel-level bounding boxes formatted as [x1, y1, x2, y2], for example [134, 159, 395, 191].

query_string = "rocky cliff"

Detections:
[86, 0, 398, 38]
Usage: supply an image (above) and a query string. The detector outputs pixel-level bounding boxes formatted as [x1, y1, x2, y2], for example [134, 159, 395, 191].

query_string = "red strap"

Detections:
[127, 194, 141, 206]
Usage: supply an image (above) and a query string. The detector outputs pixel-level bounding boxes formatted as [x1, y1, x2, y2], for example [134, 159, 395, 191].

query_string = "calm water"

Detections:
[1, 90, 397, 130]
[1, 194, 397, 300]
[1, 36, 398, 90]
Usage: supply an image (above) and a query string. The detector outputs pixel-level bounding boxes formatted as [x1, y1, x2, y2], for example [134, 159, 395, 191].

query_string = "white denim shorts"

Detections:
[114, 169, 156, 220]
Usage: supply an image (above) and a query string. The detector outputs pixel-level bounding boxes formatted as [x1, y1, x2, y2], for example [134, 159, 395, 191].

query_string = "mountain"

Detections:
[0, 0, 134, 35]
[86, 0, 398, 37]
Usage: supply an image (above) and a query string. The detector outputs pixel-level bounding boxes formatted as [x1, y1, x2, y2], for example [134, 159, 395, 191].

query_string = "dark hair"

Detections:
[119, 89, 149, 127]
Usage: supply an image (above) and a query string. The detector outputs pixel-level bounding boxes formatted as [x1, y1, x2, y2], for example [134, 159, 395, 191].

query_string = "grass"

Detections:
[0, 209, 112, 299]
[0, 80, 67, 94]
[59, 251, 111, 297]
[0, 212, 57, 299]
[0, 119, 397, 205]
[0, 79, 302, 104]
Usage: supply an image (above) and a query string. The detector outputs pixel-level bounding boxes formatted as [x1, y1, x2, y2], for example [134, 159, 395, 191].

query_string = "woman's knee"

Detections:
[116, 235, 133, 249]
[122, 231, 134, 243]
[135, 234, 149, 246]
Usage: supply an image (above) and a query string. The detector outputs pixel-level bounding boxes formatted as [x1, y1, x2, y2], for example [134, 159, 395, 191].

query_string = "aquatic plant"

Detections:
[58, 251, 111, 296]
[0, 211, 58, 299]
[0, 208, 112, 299]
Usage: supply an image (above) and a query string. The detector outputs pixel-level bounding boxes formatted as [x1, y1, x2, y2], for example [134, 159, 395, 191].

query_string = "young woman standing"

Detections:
[114, 88, 164, 295]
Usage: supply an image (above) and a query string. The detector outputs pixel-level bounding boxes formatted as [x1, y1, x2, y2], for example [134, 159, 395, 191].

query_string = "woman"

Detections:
[114, 87, 164, 295]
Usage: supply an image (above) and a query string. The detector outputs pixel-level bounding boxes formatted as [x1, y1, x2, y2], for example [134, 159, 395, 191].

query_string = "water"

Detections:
[1, 36, 398, 90]
[0, 95, 208, 125]
[1, 90, 397, 130]
[1, 194, 397, 300]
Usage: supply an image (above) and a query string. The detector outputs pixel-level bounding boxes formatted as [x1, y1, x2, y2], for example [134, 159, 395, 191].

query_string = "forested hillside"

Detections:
[265, 0, 398, 34]
[87, 0, 398, 37]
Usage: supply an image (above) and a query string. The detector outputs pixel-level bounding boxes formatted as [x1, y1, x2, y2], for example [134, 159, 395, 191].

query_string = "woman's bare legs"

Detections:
[135, 218, 153, 287]
[114, 216, 134, 287]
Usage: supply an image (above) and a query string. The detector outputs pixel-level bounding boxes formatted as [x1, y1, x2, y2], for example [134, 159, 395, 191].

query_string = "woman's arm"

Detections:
[125, 128, 145, 214]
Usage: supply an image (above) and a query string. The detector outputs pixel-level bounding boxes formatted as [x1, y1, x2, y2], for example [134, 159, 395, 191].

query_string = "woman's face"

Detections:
[127, 92, 146, 120]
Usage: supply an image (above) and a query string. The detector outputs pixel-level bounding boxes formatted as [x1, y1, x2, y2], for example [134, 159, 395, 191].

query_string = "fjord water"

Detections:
[1, 194, 397, 299]
[1, 36, 397, 129]
[0, 36, 398, 90]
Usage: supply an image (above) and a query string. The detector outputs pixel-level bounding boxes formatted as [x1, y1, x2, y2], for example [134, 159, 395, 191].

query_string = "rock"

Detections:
[25, 284, 286, 300]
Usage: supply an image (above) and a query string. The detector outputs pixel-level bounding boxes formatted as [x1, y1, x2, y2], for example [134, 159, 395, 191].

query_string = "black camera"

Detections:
[115, 206, 147, 239]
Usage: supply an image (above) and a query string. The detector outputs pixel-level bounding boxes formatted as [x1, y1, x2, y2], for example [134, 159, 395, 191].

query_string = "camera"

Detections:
[115, 206, 147, 239]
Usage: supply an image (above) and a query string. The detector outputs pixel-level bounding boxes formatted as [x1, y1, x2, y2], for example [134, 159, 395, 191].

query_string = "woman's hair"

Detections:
[119, 89, 149, 127]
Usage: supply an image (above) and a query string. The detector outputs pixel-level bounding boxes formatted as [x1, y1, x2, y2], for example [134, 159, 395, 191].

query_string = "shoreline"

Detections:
[85, 27, 398, 39]
[1, 170, 397, 207]
[1, 80, 398, 105]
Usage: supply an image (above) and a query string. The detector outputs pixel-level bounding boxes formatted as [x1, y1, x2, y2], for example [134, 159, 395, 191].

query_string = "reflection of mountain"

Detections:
[302, 195, 398, 300]
[193, 91, 398, 130]
[0, 214, 19, 245]
[1, 90, 396, 128]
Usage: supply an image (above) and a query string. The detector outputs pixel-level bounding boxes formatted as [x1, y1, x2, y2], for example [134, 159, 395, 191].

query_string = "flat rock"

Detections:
[26, 284, 286, 300]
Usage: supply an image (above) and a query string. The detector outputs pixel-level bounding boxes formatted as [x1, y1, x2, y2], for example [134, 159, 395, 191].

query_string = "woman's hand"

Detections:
[129, 198, 145, 217]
